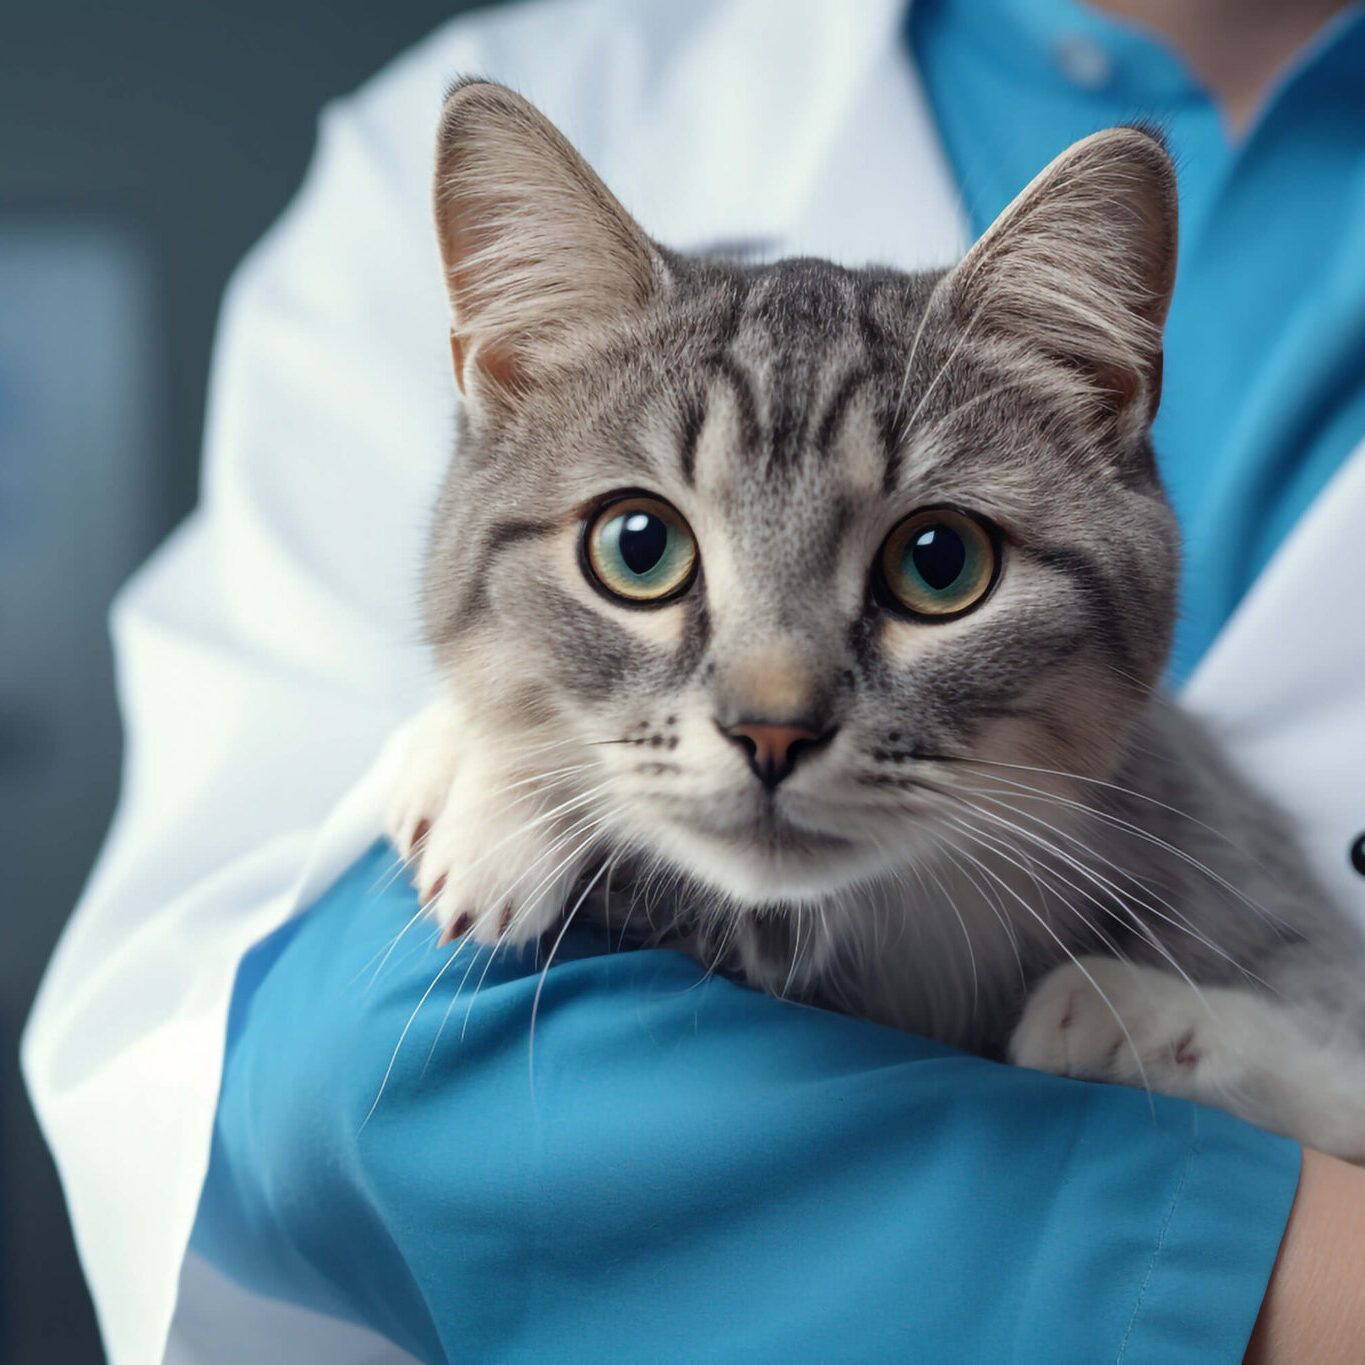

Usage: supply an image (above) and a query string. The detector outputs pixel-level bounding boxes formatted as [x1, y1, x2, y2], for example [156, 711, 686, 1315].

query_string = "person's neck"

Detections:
[1090, 0, 1356, 134]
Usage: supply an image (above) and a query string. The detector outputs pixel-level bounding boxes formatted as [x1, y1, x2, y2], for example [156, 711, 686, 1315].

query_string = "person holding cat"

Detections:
[24, 0, 1365, 1361]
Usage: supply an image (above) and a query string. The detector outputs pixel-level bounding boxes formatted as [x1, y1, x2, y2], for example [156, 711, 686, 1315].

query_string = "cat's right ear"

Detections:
[433, 80, 662, 406]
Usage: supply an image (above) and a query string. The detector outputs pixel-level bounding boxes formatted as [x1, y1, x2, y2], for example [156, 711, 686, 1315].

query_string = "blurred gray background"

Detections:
[0, 2, 501, 1358]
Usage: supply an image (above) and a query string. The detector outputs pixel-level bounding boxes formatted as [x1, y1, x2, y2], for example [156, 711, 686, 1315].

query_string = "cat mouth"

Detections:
[655, 805, 875, 904]
[682, 800, 858, 855]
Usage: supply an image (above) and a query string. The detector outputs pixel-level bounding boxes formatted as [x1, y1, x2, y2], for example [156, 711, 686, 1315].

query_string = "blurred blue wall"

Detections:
[0, 3, 502, 1358]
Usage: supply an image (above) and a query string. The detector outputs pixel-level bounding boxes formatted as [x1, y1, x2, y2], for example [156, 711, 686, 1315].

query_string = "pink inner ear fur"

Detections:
[449, 333, 465, 395]
[433, 82, 659, 403]
[948, 128, 1176, 436]
[449, 327, 523, 398]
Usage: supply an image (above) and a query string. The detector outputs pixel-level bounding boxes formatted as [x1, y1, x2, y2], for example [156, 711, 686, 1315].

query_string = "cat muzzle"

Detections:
[721, 720, 837, 791]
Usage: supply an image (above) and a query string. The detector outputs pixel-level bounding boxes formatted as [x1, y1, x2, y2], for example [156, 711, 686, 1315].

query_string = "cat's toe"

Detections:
[385, 767, 457, 862]
[385, 700, 594, 954]
[409, 796, 582, 953]
[437, 910, 473, 946]
[433, 891, 561, 952]
[1009, 960, 1114, 1077]
[1009, 958, 1205, 1089]
[383, 701, 466, 857]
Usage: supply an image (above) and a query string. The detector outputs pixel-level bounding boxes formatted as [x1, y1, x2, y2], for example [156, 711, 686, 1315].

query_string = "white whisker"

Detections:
[528, 859, 611, 1101]
[360, 933, 480, 1131]
[938, 814, 1155, 1101]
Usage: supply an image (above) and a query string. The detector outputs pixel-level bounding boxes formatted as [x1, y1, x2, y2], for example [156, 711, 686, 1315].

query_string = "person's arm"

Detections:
[194, 842, 1301, 1363]
[1246, 1148, 1365, 1363]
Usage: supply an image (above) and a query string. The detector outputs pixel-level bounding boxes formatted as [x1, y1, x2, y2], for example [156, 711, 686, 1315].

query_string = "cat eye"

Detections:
[877, 507, 998, 620]
[583, 493, 698, 604]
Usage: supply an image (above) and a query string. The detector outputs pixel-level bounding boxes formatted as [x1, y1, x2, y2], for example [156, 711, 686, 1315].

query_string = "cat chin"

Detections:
[643, 818, 891, 907]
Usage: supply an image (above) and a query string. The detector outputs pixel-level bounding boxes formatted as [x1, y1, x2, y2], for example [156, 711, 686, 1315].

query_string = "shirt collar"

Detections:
[926, 0, 1201, 105]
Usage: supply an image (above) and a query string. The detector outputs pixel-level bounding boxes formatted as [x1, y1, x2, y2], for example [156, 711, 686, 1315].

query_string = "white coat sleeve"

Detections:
[19, 3, 649, 1358]
[21, 93, 447, 1365]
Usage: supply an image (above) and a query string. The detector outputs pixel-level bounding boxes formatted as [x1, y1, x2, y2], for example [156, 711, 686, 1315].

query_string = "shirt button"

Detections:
[1351, 833, 1365, 877]
[1052, 35, 1114, 90]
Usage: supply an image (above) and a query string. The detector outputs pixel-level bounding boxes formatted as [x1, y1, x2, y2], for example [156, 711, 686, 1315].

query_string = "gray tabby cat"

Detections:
[388, 80, 1365, 1158]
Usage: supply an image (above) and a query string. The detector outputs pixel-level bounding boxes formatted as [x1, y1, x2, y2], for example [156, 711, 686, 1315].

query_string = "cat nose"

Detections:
[722, 720, 835, 790]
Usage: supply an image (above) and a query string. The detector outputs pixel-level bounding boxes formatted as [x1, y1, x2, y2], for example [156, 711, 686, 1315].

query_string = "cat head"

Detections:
[423, 80, 1179, 909]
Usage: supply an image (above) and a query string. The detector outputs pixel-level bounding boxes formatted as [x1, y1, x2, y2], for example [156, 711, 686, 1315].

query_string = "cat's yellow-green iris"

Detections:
[585, 495, 697, 603]
[879, 507, 996, 618]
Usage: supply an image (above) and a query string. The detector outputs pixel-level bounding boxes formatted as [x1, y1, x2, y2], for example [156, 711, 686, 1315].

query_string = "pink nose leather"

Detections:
[724, 721, 827, 789]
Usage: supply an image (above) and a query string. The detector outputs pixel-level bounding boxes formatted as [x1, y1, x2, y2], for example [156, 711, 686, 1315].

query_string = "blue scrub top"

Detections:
[195, 844, 1297, 1361]
[910, 0, 1365, 681]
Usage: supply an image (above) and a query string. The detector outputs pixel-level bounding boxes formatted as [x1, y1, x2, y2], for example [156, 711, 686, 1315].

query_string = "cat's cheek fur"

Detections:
[1010, 958, 1365, 1161]
[383, 696, 588, 949]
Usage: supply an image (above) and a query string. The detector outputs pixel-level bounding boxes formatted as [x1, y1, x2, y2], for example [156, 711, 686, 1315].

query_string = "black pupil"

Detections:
[619, 511, 668, 576]
[910, 525, 966, 591]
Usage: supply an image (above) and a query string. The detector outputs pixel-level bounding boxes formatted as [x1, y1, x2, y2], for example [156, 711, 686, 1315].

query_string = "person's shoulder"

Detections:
[335, 0, 877, 192]
[318, 0, 708, 207]
[275, 0, 903, 272]
[347, 0, 743, 131]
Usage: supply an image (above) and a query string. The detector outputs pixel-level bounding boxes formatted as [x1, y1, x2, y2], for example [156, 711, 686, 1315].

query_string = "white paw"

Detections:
[1009, 958, 1210, 1097]
[384, 699, 592, 951]
[385, 699, 465, 860]
[1012, 957, 1365, 1158]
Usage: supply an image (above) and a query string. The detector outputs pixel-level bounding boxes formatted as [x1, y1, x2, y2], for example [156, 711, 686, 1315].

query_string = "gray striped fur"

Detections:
[399, 83, 1365, 1157]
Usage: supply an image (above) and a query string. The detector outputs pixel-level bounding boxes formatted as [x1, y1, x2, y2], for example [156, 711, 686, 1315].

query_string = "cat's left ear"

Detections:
[433, 79, 663, 406]
[944, 126, 1178, 441]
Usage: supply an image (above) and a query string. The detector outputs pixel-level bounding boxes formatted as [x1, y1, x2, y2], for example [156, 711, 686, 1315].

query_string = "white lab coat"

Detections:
[22, 0, 1365, 1360]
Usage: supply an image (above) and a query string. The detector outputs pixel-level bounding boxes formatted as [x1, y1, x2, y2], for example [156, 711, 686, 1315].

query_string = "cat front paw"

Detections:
[1011, 958, 1365, 1159]
[384, 699, 590, 952]
[1009, 958, 1208, 1096]
[385, 699, 466, 864]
